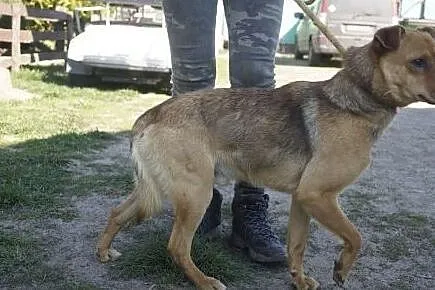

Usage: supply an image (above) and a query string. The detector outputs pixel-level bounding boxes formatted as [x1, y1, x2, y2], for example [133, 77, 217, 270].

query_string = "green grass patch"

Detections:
[380, 234, 411, 262]
[0, 131, 116, 219]
[110, 228, 258, 287]
[72, 171, 134, 197]
[376, 212, 434, 262]
[0, 230, 100, 289]
[0, 231, 63, 285]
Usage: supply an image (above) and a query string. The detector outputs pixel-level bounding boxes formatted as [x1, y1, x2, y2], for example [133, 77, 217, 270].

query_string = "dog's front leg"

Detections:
[288, 198, 319, 290]
[295, 189, 362, 287]
[293, 151, 368, 288]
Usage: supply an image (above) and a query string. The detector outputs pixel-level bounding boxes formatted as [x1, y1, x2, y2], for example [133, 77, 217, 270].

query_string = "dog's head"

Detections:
[369, 25, 435, 107]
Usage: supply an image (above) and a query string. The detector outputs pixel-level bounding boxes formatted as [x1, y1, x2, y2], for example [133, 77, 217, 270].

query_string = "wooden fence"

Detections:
[0, 2, 73, 71]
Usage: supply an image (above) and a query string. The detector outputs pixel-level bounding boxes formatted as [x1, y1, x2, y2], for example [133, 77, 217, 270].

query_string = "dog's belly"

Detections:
[214, 150, 308, 194]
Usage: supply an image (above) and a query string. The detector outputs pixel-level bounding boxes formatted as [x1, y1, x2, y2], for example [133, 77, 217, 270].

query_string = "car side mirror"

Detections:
[294, 12, 304, 20]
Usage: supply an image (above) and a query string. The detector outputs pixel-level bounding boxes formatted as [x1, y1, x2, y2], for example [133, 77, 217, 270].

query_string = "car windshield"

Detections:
[107, 4, 163, 25]
[81, 4, 163, 27]
[328, 0, 393, 18]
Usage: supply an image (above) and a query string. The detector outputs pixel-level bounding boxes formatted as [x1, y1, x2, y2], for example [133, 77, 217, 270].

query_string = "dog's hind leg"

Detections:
[96, 189, 142, 262]
[167, 169, 226, 289]
[96, 138, 164, 263]
[96, 172, 160, 263]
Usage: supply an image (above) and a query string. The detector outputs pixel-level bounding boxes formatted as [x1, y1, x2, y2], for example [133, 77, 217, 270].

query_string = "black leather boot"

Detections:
[230, 181, 286, 263]
[197, 188, 223, 235]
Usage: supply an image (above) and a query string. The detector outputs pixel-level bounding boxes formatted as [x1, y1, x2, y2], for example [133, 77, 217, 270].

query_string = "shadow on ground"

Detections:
[20, 64, 171, 95]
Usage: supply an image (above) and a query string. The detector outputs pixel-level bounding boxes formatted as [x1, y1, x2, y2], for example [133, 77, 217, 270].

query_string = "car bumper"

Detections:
[312, 35, 372, 55]
[66, 59, 171, 85]
[66, 58, 170, 74]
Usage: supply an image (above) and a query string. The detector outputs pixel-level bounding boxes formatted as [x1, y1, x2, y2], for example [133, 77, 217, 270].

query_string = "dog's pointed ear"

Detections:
[372, 25, 406, 55]
[417, 26, 435, 39]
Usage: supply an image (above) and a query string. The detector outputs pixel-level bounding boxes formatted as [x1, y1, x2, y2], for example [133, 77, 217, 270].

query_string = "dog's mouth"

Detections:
[418, 94, 435, 104]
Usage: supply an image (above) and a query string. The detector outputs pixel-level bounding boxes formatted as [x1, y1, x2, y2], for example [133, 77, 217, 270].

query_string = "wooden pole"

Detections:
[11, 4, 21, 71]
[420, 0, 426, 19]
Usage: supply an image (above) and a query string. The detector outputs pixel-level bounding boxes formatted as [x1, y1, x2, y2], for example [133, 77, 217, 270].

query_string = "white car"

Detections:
[66, 0, 171, 91]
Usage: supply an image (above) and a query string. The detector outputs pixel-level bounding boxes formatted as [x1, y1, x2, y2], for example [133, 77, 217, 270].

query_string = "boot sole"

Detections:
[229, 233, 286, 264]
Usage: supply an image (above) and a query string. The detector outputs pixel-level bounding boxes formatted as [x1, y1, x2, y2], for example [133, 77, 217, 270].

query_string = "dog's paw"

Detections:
[108, 248, 122, 260]
[96, 247, 122, 263]
[291, 276, 320, 290]
[200, 277, 226, 290]
[333, 260, 345, 287]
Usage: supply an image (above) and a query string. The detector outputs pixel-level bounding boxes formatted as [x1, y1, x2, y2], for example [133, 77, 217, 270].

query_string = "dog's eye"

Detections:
[410, 58, 428, 69]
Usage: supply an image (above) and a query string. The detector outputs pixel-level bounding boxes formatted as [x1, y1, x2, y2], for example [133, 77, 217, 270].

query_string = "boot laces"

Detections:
[241, 199, 279, 240]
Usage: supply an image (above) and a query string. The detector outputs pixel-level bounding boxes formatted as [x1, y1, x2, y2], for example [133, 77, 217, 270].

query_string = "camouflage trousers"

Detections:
[162, 0, 284, 95]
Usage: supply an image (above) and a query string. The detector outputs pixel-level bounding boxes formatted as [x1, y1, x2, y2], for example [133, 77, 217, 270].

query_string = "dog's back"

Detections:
[132, 85, 321, 192]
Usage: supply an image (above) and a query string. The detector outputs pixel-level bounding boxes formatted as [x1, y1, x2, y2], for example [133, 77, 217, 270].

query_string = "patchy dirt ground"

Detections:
[1, 63, 434, 289]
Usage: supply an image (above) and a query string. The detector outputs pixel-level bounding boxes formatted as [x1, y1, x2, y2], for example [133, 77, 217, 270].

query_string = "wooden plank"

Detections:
[0, 29, 67, 43]
[18, 51, 65, 64]
[0, 28, 12, 42]
[0, 56, 12, 69]
[21, 30, 67, 43]
[0, 3, 70, 21]
[0, 3, 13, 15]
[0, 52, 65, 68]
[25, 7, 70, 22]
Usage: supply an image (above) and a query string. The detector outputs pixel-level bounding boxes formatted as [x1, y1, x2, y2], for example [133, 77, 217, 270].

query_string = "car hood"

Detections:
[68, 25, 171, 69]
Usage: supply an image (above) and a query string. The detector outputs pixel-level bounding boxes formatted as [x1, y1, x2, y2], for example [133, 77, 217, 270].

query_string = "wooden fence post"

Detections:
[66, 14, 73, 63]
[54, 20, 65, 52]
[11, 4, 21, 71]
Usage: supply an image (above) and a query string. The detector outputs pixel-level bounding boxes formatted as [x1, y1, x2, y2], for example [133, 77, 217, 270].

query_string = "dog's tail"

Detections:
[129, 136, 165, 222]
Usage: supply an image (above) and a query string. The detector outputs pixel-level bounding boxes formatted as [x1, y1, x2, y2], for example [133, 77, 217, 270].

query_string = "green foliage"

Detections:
[0, 1, 100, 37]
[0, 0, 99, 9]
[22, 0, 98, 10]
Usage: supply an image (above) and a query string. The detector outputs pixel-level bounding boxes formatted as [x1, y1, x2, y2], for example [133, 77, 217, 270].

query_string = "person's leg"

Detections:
[163, 0, 217, 96]
[224, 0, 286, 263]
[225, 0, 283, 88]
[163, 0, 223, 234]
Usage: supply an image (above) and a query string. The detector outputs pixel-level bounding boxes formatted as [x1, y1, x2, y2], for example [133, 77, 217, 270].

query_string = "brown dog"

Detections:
[96, 26, 435, 289]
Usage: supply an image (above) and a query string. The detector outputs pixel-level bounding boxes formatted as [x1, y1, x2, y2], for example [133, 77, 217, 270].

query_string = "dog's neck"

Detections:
[323, 44, 397, 115]
[322, 45, 397, 140]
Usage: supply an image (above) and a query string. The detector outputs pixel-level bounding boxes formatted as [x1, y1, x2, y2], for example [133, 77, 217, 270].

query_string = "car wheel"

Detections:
[308, 41, 323, 66]
[294, 37, 304, 60]
[67, 73, 97, 87]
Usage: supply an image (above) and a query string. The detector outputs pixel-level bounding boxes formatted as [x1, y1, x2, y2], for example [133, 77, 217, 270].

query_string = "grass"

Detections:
[111, 227, 259, 287]
[0, 230, 68, 287]
[376, 212, 434, 262]
[0, 230, 101, 289]
[0, 131, 116, 218]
